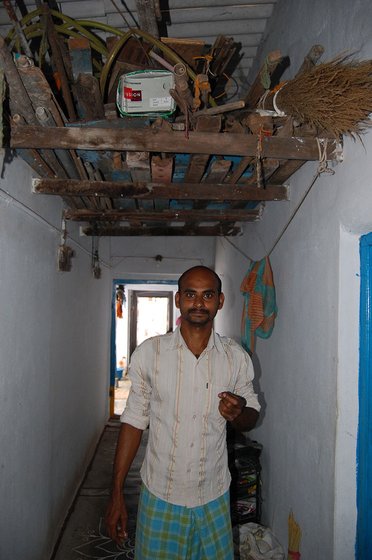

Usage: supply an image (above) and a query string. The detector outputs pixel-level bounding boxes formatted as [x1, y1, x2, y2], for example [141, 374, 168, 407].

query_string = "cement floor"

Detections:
[114, 377, 132, 416]
[52, 379, 144, 560]
[51, 378, 252, 559]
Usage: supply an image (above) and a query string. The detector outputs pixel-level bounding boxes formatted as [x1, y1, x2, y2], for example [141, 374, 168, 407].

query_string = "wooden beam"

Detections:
[227, 156, 254, 184]
[32, 178, 289, 201]
[263, 46, 326, 186]
[244, 50, 284, 108]
[185, 116, 221, 182]
[195, 158, 231, 210]
[230, 158, 280, 209]
[11, 125, 341, 160]
[266, 160, 306, 185]
[81, 224, 242, 236]
[0, 37, 38, 126]
[64, 208, 261, 222]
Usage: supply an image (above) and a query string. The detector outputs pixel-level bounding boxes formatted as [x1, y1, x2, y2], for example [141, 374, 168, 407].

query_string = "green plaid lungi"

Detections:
[135, 484, 233, 560]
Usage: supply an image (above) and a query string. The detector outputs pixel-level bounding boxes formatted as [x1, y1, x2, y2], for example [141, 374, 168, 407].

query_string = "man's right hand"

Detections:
[105, 494, 128, 545]
[105, 423, 143, 545]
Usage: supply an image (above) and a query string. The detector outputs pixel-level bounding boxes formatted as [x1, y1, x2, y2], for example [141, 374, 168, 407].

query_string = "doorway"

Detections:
[129, 291, 173, 356]
[110, 280, 178, 417]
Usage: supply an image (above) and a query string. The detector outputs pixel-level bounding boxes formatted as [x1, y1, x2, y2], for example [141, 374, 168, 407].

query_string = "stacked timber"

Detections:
[0, 5, 354, 236]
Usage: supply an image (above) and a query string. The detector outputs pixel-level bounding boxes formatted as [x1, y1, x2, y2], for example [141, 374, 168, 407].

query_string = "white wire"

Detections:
[0, 188, 111, 268]
[272, 87, 287, 117]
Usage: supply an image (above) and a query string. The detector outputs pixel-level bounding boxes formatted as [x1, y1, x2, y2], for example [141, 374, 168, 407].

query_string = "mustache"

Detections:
[188, 308, 209, 314]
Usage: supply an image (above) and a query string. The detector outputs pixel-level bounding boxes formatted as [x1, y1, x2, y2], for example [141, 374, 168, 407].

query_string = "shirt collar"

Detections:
[168, 326, 224, 353]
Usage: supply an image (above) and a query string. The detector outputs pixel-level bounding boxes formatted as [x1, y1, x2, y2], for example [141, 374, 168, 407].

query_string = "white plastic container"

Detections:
[116, 70, 176, 117]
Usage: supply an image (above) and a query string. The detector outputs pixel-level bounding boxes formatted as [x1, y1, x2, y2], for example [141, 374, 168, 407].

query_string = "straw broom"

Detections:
[288, 510, 302, 560]
[267, 55, 372, 138]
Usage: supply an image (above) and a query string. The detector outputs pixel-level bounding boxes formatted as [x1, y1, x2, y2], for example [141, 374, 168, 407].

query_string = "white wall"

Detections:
[0, 153, 111, 560]
[0, 146, 216, 559]
[216, 1, 372, 557]
[4, 3, 371, 558]
[109, 236, 216, 280]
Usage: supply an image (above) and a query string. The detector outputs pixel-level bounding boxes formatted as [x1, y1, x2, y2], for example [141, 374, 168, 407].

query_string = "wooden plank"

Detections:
[136, 0, 159, 38]
[195, 158, 231, 210]
[16, 148, 56, 178]
[203, 159, 231, 183]
[151, 156, 173, 183]
[227, 156, 254, 184]
[64, 208, 261, 221]
[16, 62, 90, 211]
[33, 178, 289, 201]
[266, 160, 306, 185]
[184, 154, 210, 181]
[11, 125, 341, 160]
[151, 155, 173, 211]
[42, 5, 76, 120]
[68, 37, 93, 80]
[81, 224, 242, 236]
[296, 44, 325, 76]
[160, 37, 205, 70]
[244, 50, 283, 108]
[184, 116, 221, 182]
[127, 151, 151, 182]
[126, 150, 151, 213]
[0, 37, 38, 125]
[71, 74, 105, 121]
[229, 158, 280, 209]
[12, 114, 69, 179]
[263, 46, 326, 186]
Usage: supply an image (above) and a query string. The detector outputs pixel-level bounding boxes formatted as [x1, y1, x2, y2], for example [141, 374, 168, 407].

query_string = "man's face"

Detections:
[175, 268, 224, 326]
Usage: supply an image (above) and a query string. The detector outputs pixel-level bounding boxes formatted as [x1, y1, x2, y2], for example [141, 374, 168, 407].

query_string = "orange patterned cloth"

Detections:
[240, 256, 277, 353]
[116, 299, 123, 318]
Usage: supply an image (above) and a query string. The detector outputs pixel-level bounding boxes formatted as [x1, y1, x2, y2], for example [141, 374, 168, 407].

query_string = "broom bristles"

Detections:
[275, 55, 372, 138]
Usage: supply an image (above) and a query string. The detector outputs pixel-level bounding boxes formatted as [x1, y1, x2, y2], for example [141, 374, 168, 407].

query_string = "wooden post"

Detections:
[135, 0, 159, 38]
[0, 37, 38, 125]
[42, 5, 76, 121]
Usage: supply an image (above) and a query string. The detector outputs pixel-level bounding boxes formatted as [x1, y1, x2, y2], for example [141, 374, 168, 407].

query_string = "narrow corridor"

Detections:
[51, 416, 261, 559]
[52, 420, 147, 559]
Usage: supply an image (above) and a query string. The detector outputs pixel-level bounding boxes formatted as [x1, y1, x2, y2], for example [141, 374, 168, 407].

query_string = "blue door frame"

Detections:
[357, 233, 372, 557]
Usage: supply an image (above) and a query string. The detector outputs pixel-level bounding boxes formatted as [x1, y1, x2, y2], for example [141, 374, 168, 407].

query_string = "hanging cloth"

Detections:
[116, 299, 123, 318]
[240, 256, 278, 353]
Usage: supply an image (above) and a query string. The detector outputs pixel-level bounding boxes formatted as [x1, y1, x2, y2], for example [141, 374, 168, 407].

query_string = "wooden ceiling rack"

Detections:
[0, 34, 343, 236]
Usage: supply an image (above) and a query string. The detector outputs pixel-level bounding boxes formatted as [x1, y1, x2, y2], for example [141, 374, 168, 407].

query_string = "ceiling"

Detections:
[0, 0, 278, 90]
[1, 1, 341, 236]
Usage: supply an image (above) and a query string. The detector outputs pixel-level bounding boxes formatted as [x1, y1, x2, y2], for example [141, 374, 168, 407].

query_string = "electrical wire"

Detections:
[109, 0, 138, 29]
[110, 255, 204, 268]
[6, 8, 107, 53]
[0, 187, 111, 268]
[223, 167, 325, 262]
[222, 236, 252, 262]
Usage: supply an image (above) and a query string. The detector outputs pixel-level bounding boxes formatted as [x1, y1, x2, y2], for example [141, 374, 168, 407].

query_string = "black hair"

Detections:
[177, 266, 222, 294]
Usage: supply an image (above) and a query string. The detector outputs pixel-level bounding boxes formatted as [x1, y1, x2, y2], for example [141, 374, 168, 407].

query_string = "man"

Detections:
[105, 266, 260, 559]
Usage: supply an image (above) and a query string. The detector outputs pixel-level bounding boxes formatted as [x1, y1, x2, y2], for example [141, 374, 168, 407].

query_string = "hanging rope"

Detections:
[267, 141, 334, 256]
[224, 136, 336, 260]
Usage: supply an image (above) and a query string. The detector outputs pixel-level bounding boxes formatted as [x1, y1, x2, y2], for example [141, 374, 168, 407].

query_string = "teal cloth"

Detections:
[240, 256, 277, 353]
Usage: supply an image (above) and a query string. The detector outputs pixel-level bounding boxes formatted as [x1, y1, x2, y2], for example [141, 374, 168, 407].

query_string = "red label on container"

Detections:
[131, 90, 142, 101]
[124, 87, 142, 101]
